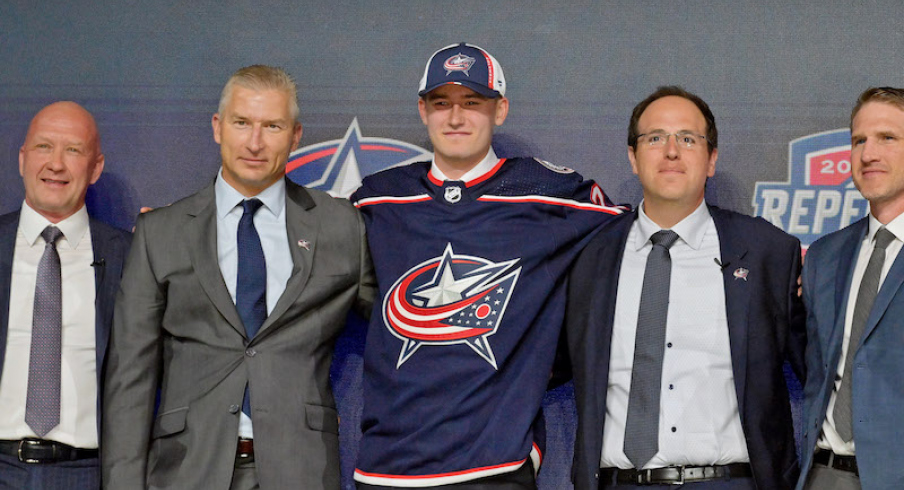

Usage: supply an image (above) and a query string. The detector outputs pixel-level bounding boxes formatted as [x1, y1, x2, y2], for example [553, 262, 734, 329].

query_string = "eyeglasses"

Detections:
[636, 131, 707, 149]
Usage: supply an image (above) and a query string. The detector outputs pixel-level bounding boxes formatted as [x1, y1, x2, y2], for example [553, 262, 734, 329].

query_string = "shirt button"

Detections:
[667, 342, 673, 348]
[245, 348, 256, 357]
[671, 427, 677, 433]
[229, 404, 240, 414]
[669, 384, 674, 390]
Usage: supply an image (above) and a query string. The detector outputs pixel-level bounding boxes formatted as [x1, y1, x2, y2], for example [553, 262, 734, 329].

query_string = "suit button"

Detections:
[245, 348, 256, 357]
[229, 404, 240, 414]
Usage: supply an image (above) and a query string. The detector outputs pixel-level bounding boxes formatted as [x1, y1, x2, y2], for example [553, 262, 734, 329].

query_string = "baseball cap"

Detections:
[418, 42, 506, 98]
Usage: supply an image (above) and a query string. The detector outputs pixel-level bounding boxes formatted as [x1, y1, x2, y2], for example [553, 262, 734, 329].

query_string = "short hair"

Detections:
[850, 87, 904, 128]
[628, 85, 717, 153]
[218, 65, 299, 120]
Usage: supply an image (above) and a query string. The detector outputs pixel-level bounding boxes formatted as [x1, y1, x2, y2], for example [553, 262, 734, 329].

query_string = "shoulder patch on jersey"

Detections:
[534, 158, 574, 174]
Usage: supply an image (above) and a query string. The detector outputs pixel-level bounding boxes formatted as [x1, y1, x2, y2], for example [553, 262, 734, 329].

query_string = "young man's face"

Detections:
[418, 84, 508, 174]
[212, 85, 302, 197]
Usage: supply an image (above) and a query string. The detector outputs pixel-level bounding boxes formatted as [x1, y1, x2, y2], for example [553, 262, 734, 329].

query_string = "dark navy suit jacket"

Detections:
[0, 209, 131, 442]
[798, 217, 904, 490]
[566, 205, 806, 490]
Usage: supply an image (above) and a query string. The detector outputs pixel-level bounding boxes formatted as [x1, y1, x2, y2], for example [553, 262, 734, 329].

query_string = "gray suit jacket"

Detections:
[102, 178, 376, 490]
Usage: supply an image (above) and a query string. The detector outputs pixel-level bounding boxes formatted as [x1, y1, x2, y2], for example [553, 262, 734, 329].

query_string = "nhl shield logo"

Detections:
[444, 186, 462, 203]
[383, 243, 522, 369]
[753, 128, 868, 249]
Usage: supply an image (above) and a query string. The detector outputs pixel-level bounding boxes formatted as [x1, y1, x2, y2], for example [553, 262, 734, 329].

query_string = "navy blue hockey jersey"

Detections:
[352, 157, 624, 486]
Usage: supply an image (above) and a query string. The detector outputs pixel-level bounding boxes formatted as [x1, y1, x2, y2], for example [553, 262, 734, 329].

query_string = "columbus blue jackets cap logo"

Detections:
[443, 53, 476, 76]
[286, 118, 431, 198]
[384, 243, 521, 369]
[753, 129, 868, 249]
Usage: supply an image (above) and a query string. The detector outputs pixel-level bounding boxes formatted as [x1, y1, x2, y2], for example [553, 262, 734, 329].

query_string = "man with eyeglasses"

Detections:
[566, 86, 806, 489]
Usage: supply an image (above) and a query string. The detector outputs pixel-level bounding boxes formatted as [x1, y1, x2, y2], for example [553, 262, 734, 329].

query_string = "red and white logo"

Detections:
[383, 243, 521, 369]
[443, 53, 476, 76]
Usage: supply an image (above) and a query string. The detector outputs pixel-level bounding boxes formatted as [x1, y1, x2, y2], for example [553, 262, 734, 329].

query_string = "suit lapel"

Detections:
[595, 213, 634, 423]
[710, 207, 751, 416]
[828, 219, 868, 357]
[256, 179, 317, 337]
[0, 212, 20, 376]
[860, 228, 904, 345]
[89, 218, 113, 380]
[185, 185, 246, 336]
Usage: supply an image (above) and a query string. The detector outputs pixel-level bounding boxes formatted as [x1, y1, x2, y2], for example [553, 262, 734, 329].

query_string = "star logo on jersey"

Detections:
[383, 243, 521, 369]
[753, 128, 868, 250]
[286, 118, 431, 198]
[443, 53, 476, 76]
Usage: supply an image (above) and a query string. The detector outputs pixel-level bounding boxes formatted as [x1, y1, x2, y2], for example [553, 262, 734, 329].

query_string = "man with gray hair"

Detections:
[102, 65, 376, 490]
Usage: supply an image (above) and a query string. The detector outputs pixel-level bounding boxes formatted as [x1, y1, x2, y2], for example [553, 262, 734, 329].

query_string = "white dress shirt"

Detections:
[601, 201, 749, 469]
[0, 203, 98, 448]
[817, 213, 904, 456]
[215, 172, 292, 439]
[429, 148, 499, 183]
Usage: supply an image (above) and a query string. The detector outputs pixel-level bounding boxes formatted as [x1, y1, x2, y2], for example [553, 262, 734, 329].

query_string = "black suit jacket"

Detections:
[566, 205, 806, 490]
[0, 209, 132, 440]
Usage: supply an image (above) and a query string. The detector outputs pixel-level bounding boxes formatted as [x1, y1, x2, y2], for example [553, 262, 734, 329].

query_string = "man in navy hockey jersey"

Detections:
[351, 42, 625, 489]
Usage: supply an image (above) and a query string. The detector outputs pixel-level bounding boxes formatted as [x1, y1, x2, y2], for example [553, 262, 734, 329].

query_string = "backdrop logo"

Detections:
[753, 129, 867, 248]
[383, 244, 521, 370]
[286, 118, 431, 198]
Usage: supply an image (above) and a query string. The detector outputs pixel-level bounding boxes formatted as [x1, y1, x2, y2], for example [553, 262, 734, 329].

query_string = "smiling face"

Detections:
[212, 85, 302, 197]
[850, 101, 904, 223]
[628, 96, 717, 225]
[19, 102, 105, 223]
[418, 84, 508, 178]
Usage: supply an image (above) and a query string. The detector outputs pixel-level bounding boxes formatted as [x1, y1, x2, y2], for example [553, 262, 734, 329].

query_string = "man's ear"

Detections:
[494, 97, 509, 126]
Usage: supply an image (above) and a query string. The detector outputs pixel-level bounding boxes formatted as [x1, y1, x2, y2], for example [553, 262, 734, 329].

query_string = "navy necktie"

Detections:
[26, 226, 64, 437]
[623, 229, 680, 469]
[236, 199, 266, 417]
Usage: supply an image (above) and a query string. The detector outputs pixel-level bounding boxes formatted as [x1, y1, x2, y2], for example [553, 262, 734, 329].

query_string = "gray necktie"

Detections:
[833, 227, 895, 442]
[624, 229, 680, 469]
[25, 226, 64, 437]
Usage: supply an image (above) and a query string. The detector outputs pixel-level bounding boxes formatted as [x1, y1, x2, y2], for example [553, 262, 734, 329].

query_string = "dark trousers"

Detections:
[802, 465, 861, 490]
[598, 470, 756, 490]
[356, 461, 535, 490]
[0, 453, 99, 490]
[229, 453, 260, 490]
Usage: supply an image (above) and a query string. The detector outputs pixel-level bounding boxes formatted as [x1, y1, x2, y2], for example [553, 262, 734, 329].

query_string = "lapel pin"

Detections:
[298, 239, 311, 251]
[733, 267, 749, 281]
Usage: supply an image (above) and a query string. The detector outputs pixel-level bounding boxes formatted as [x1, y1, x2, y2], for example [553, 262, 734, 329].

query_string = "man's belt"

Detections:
[813, 450, 858, 475]
[235, 438, 255, 465]
[0, 439, 98, 464]
[601, 463, 752, 485]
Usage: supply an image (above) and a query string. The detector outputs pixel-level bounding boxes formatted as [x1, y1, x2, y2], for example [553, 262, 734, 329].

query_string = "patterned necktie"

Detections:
[236, 199, 266, 417]
[833, 227, 895, 442]
[624, 229, 680, 469]
[25, 226, 64, 437]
